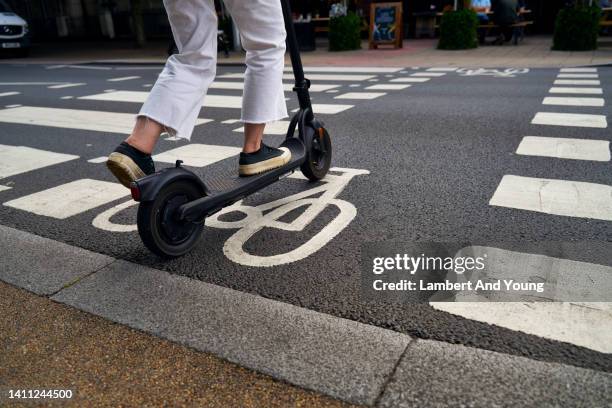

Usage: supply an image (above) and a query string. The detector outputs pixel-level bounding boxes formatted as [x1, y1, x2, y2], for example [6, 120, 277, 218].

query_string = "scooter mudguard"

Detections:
[130, 164, 207, 202]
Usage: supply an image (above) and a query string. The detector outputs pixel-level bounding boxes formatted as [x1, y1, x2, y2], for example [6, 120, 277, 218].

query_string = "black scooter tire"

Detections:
[137, 180, 203, 258]
[301, 127, 332, 181]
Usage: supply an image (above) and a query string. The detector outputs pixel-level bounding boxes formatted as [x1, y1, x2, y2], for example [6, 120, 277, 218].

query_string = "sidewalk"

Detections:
[0, 281, 354, 407]
[2, 36, 612, 68]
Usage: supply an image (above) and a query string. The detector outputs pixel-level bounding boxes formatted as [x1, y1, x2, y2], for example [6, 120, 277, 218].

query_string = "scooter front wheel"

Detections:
[137, 180, 204, 258]
[301, 126, 332, 181]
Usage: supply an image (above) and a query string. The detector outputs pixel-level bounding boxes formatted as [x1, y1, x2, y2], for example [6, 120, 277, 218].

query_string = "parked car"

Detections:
[0, 0, 29, 56]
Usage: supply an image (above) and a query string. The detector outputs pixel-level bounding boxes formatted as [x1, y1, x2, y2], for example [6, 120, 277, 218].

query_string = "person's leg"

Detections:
[107, 0, 218, 187]
[224, 0, 290, 176]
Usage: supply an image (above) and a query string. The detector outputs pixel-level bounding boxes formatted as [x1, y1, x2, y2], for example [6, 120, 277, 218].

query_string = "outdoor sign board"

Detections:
[369, 2, 403, 49]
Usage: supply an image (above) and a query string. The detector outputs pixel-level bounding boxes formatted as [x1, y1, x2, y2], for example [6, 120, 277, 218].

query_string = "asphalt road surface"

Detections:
[0, 63, 610, 374]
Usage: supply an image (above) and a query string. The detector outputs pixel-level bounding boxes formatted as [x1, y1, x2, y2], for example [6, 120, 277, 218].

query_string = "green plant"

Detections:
[329, 12, 362, 51]
[437, 9, 478, 50]
[552, 5, 601, 51]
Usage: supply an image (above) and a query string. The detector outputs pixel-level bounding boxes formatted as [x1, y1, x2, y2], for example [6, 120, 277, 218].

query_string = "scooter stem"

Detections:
[280, 0, 313, 119]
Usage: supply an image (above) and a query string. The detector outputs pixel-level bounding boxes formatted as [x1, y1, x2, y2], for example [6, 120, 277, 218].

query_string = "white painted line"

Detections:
[349, 84, 361, 87]
[233, 121, 290, 135]
[557, 74, 599, 79]
[390, 77, 431, 83]
[0, 92, 19, 97]
[0, 144, 78, 179]
[366, 84, 411, 90]
[489, 175, 612, 221]
[299, 104, 353, 115]
[47, 83, 85, 89]
[368, 79, 379, 82]
[60, 96, 74, 100]
[286, 83, 340, 92]
[154, 144, 242, 167]
[531, 112, 607, 128]
[45, 65, 67, 69]
[542, 97, 604, 107]
[516, 136, 610, 161]
[4, 179, 128, 219]
[560, 68, 597, 73]
[326, 90, 340, 94]
[284, 66, 402, 73]
[553, 79, 600, 86]
[549, 87, 602, 95]
[335, 92, 386, 100]
[0, 82, 63, 86]
[0, 106, 207, 133]
[87, 156, 107, 164]
[426, 67, 458, 72]
[104, 89, 116, 93]
[385, 74, 393, 78]
[431, 247, 612, 353]
[164, 136, 182, 141]
[80, 91, 250, 109]
[221, 119, 241, 124]
[411, 72, 446, 77]
[5, 104, 21, 108]
[219, 73, 376, 82]
[107, 76, 141, 82]
[67, 65, 112, 71]
[0, 185, 11, 192]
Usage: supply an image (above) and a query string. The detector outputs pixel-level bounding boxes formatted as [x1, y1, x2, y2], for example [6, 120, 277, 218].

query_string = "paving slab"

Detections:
[0, 225, 113, 295]
[52, 260, 411, 406]
[378, 339, 612, 408]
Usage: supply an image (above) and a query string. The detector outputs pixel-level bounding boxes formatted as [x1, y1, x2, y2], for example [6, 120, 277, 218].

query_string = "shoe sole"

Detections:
[239, 148, 291, 177]
[106, 152, 146, 188]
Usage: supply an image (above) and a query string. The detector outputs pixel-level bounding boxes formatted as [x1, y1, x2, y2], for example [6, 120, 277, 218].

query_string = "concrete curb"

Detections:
[1, 225, 611, 407]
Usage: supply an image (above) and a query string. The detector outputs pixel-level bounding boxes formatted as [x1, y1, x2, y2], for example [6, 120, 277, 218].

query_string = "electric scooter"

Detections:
[129, 0, 332, 258]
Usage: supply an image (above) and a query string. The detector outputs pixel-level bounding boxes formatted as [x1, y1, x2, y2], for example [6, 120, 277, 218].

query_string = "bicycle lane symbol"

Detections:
[92, 167, 370, 267]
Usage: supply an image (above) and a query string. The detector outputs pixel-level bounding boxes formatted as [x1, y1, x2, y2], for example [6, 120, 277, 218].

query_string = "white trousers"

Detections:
[140, 0, 288, 140]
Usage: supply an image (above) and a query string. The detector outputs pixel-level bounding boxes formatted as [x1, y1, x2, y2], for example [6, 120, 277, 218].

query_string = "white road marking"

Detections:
[107, 76, 141, 82]
[549, 87, 603, 95]
[542, 97, 604, 107]
[81, 91, 254, 109]
[489, 175, 612, 221]
[349, 84, 361, 87]
[390, 77, 431, 83]
[218, 73, 376, 82]
[0, 82, 63, 86]
[553, 79, 600, 86]
[46, 65, 67, 69]
[560, 68, 597, 73]
[557, 74, 599, 79]
[284, 66, 402, 73]
[233, 121, 290, 135]
[290, 83, 340, 92]
[222, 119, 241, 124]
[87, 157, 107, 164]
[0, 145, 78, 179]
[366, 84, 411, 90]
[209, 81, 338, 92]
[430, 247, 612, 353]
[4, 179, 128, 219]
[426, 67, 458, 72]
[368, 79, 379, 82]
[334, 92, 386, 100]
[5, 104, 21, 108]
[411, 72, 446, 77]
[67, 65, 112, 70]
[516, 136, 610, 161]
[293, 104, 354, 114]
[326, 90, 339, 93]
[0, 185, 11, 192]
[0, 106, 210, 133]
[92, 199, 138, 232]
[0, 92, 19, 97]
[47, 83, 85, 89]
[154, 144, 242, 167]
[531, 112, 607, 128]
[60, 96, 74, 100]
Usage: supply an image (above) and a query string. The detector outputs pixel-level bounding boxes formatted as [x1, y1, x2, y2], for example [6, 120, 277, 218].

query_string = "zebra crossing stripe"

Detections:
[292, 104, 354, 115]
[334, 92, 386, 100]
[549, 87, 603, 95]
[0, 185, 11, 192]
[531, 112, 607, 128]
[489, 175, 612, 221]
[411, 72, 446, 77]
[209, 81, 340, 93]
[516, 136, 610, 161]
[108, 76, 141, 82]
[153, 144, 242, 167]
[365, 84, 411, 90]
[3, 179, 128, 219]
[217, 73, 376, 82]
[0, 106, 211, 133]
[557, 74, 599, 79]
[553, 79, 600, 86]
[542, 97, 604, 107]
[390, 77, 431, 83]
[284, 66, 402, 73]
[0, 144, 79, 179]
[560, 68, 597, 73]
[233, 121, 290, 135]
[0, 92, 20, 97]
[47, 83, 85, 89]
[426, 67, 458, 72]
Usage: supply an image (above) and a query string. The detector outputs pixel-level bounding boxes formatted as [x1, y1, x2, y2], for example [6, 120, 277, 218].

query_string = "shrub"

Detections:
[552, 5, 601, 51]
[438, 9, 479, 50]
[329, 12, 362, 51]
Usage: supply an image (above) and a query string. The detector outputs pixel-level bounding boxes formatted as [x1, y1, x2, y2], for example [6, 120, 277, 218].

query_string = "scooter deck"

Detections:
[179, 138, 305, 222]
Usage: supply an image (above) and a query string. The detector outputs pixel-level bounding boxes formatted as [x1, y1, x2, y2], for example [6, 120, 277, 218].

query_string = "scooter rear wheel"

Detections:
[301, 127, 332, 181]
[137, 180, 204, 258]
